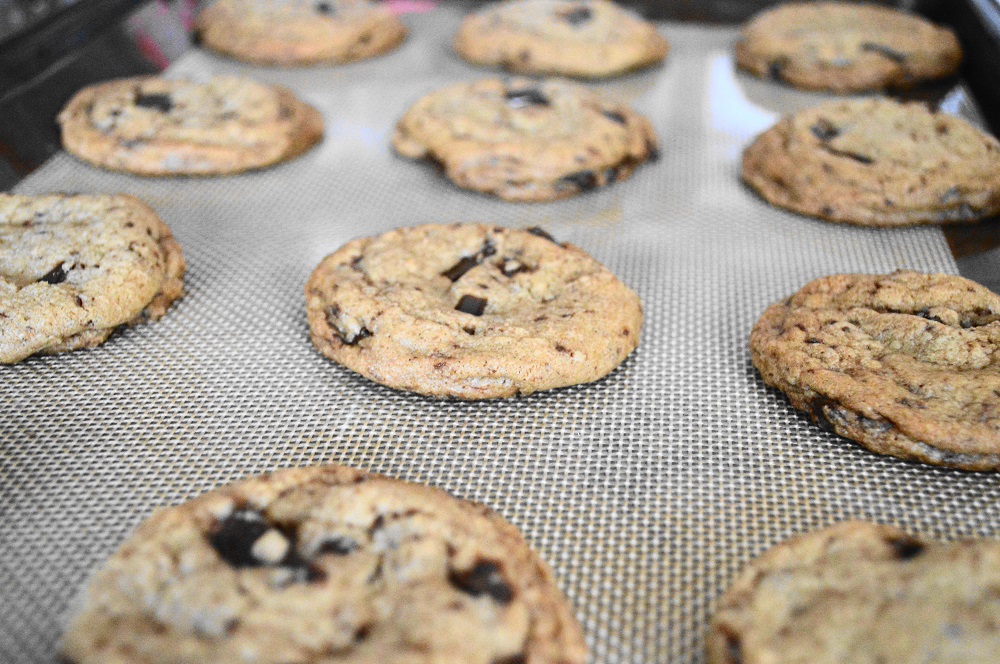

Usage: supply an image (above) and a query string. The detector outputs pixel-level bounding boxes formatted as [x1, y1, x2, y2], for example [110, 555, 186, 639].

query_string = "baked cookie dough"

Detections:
[0, 194, 184, 364]
[750, 270, 1000, 471]
[59, 76, 323, 176]
[393, 78, 658, 202]
[742, 99, 1000, 227]
[708, 521, 1000, 664]
[454, 0, 668, 79]
[736, 2, 962, 93]
[196, 0, 407, 66]
[305, 224, 643, 399]
[61, 465, 587, 664]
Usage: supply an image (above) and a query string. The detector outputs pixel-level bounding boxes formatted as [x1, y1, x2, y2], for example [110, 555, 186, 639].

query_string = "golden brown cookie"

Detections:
[454, 0, 668, 79]
[393, 78, 658, 202]
[736, 2, 962, 93]
[750, 270, 1000, 471]
[196, 0, 407, 66]
[742, 99, 1000, 227]
[305, 224, 643, 399]
[61, 465, 587, 664]
[58, 76, 323, 176]
[0, 193, 184, 364]
[709, 521, 1000, 664]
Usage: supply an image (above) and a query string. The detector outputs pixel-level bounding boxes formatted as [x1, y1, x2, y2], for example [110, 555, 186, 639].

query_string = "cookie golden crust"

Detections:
[305, 224, 643, 399]
[709, 521, 1000, 664]
[0, 194, 185, 364]
[58, 76, 323, 176]
[742, 99, 1000, 227]
[61, 465, 588, 664]
[196, 0, 407, 66]
[750, 271, 1000, 471]
[454, 0, 668, 79]
[393, 78, 659, 202]
[736, 2, 962, 93]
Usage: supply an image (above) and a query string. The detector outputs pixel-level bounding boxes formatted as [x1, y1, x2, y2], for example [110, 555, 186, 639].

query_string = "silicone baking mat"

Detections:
[3, 8, 998, 663]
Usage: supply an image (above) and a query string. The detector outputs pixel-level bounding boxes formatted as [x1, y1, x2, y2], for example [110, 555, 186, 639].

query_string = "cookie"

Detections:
[61, 465, 588, 664]
[0, 193, 185, 364]
[392, 78, 658, 202]
[750, 270, 1000, 471]
[58, 76, 323, 176]
[742, 99, 1000, 227]
[196, 0, 406, 66]
[305, 224, 642, 399]
[736, 2, 962, 93]
[454, 0, 668, 79]
[708, 521, 1000, 664]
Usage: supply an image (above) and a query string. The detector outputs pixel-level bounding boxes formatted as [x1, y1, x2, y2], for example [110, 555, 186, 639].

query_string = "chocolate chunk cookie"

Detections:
[736, 2, 962, 93]
[393, 78, 658, 202]
[61, 465, 587, 664]
[196, 0, 406, 66]
[305, 224, 643, 399]
[454, 0, 668, 79]
[709, 521, 1000, 664]
[750, 271, 1000, 471]
[742, 99, 1000, 227]
[0, 194, 184, 364]
[59, 76, 323, 176]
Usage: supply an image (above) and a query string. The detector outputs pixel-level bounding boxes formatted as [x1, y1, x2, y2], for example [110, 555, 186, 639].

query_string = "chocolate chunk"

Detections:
[887, 536, 925, 560]
[861, 42, 907, 63]
[441, 240, 497, 281]
[316, 536, 357, 555]
[526, 226, 558, 243]
[725, 632, 743, 664]
[602, 110, 627, 125]
[810, 119, 840, 141]
[210, 509, 270, 568]
[315, 1, 334, 14]
[504, 88, 550, 109]
[822, 145, 874, 164]
[768, 59, 787, 81]
[809, 398, 840, 434]
[39, 263, 67, 285]
[456, 295, 487, 316]
[450, 561, 513, 603]
[135, 93, 173, 113]
[560, 6, 591, 25]
[498, 258, 531, 278]
[559, 170, 598, 192]
[442, 256, 481, 282]
[604, 167, 619, 185]
[915, 308, 947, 325]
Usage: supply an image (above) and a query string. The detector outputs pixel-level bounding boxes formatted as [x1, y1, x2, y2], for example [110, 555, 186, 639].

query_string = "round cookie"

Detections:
[708, 521, 1000, 664]
[750, 270, 1000, 471]
[742, 99, 1000, 227]
[454, 0, 668, 79]
[305, 224, 643, 399]
[0, 193, 185, 364]
[61, 465, 588, 664]
[59, 76, 324, 176]
[196, 0, 407, 66]
[736, 2, 962, 93]
[392, 78, 659, 202]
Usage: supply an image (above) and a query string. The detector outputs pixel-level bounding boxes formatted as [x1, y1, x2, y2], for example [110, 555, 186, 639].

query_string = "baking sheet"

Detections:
[3, 9, 999, 663]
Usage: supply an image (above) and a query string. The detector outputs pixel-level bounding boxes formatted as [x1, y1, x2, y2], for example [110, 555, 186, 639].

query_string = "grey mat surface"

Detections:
[3, 9, 998, 664]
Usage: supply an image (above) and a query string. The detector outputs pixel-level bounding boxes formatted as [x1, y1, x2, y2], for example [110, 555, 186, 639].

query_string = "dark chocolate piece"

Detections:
[316, 536, 357, 556]
[560, 6, 591, 25]
[209, 509, 270, 568]
[810, 118, 840, 141]
[455, 295, 488, 316]
[449, 561, 513, 603]
[504, 88, 550, 109]
[861, 42, 907, 63]
[602, 110, 627, 125]
[559, 170, 598, 192]
[887, 536, 925, 560]
[39, 263, 67, 285]
[135, 93, 173, 113]
[526, 226, 558, 243]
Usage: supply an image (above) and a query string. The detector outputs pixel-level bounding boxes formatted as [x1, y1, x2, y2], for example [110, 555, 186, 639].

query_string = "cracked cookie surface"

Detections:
[392, 78, 658, 202]
[305, 224, 642, 399]
[708, 521, 1000, 664]
[454, 0, 668, 79]
[736, 2, 962, 92]
[196, 0, 406, 66]
[61, 465, 587, 664]
[0, 193, 184, 364]
[750, 271, 1000, 470]
[742, 99, 1000, 227]
[59, 76, 323, 176]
